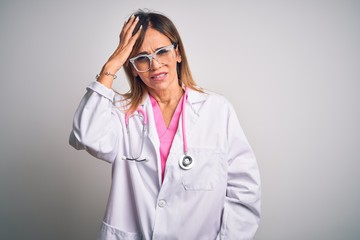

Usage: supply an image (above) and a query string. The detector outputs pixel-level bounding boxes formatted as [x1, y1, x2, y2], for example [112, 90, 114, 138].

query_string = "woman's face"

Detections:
[131, 28, 181, 93]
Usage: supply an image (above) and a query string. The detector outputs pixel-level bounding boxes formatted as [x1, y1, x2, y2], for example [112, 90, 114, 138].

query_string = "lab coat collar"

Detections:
[186, 88, 209, 115]
[183, 88, 208, 144]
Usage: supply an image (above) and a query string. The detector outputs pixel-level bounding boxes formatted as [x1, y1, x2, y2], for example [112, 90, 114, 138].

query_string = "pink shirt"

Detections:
[150, 94, 184, 181]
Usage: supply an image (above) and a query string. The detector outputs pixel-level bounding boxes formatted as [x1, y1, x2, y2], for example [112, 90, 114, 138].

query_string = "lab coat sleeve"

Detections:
[217, 103, 261, 240]
[69, 81, 122, 163]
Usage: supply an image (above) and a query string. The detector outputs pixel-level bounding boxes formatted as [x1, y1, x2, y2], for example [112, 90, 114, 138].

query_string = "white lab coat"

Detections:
[69, 81, 261, 240]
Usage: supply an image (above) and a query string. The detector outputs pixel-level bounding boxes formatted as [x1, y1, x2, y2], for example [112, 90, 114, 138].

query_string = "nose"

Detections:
[150, 57, 162, 71]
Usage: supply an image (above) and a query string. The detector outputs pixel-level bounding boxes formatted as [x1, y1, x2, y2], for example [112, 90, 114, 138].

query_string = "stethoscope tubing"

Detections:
[181, 87, 189, 155]
[123, 87, 193, 169]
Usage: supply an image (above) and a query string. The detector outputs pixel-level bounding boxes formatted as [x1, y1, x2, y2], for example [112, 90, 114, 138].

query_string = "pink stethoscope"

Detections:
[122, 87, 194, 170]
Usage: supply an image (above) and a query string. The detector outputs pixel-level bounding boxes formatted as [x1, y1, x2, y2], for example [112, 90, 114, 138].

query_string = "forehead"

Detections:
[137, 28, 172, 53]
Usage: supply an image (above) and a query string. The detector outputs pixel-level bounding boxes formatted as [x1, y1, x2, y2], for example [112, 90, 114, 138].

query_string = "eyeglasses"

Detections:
[129, 44, 176, 72]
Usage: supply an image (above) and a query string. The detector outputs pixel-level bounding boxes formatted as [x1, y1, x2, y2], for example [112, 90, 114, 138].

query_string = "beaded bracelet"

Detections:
[96, 71, 117, 79]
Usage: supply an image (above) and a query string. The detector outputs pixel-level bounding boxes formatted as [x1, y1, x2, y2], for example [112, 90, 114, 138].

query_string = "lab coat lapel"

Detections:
[143, 94, 163, 187]
[169, 89, 208, 158]
[185, 89, 208, 135]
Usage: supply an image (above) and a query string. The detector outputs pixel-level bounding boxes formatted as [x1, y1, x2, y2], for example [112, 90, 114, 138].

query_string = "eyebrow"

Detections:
[136, 45, 168, 55]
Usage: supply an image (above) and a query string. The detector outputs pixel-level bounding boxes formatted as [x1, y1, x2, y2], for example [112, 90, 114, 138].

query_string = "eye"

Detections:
[156, 48, 170, 55]
[135, 56, 149, 63]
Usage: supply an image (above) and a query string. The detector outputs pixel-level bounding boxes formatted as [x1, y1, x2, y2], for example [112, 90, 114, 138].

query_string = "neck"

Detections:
[149, 86, 184, 105]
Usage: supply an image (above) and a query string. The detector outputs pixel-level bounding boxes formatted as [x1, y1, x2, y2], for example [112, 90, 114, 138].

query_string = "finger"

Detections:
[123, 16, 139, 43]
[122, 14, 135, 36]
[115, 25, 141, 59]
[121, 14, 138, 40]
[112, 25, 142, 59]
[123, 16, 140, 43]
[119, 16, 134, 41]
[119, 20, 127, 38]
[128, 25, 142, 46]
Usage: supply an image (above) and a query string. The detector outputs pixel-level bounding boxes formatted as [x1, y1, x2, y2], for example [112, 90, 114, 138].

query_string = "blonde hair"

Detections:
[120, 9, 202, 113]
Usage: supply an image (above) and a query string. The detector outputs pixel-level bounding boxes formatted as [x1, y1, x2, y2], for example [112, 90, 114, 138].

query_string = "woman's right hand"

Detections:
[98, 15, 142, 88]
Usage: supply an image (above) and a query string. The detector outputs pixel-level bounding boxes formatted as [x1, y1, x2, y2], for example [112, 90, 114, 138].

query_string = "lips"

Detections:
[151, 72, 167, 81]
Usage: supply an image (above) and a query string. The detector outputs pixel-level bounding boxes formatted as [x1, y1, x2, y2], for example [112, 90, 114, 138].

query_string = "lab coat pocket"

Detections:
[181, 148, 225, 191]
[98, 221, 143, 240]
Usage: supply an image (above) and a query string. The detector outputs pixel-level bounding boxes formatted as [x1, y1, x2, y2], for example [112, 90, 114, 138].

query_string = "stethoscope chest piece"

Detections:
[179, 155, 194, 170]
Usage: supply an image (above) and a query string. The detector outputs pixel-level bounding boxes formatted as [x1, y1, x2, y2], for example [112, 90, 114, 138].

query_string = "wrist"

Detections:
[96, 71, 117, 89]
[102, 61, 121, 75]
[96, 71, 117, 80]
[96, 62, 122, 89]
[96, 75, 114, 89]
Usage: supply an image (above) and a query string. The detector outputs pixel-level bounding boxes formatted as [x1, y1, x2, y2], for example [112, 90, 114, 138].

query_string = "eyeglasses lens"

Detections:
[133, 46, 174, 72]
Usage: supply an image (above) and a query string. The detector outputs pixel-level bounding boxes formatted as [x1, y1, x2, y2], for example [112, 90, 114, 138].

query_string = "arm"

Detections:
[69, 15, 142, 162]
[218, 103, 261, 240]
[69, 81, 121, 163]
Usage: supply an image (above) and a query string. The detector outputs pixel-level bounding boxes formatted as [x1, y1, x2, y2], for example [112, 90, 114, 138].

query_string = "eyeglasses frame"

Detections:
[129, 43, 177, 73]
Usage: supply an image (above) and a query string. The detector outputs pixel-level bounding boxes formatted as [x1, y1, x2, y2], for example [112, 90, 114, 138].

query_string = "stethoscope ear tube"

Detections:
[121, 156, 148, 162]
[125, 107, 147, 161]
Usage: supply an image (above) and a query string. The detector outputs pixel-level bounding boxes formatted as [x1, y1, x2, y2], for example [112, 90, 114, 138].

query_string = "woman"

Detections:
[69, 9, 261, 240]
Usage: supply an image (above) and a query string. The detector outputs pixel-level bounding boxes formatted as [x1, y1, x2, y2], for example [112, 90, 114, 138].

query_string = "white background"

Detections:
[0, 0, 359, 239]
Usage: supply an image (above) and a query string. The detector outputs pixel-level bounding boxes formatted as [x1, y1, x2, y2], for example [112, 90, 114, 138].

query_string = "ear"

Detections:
[175, 49, 182, 63]
[131, 66, 138, 77]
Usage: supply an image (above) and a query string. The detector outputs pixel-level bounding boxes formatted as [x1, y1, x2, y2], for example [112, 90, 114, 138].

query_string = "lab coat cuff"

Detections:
[87, 81, 115, 102]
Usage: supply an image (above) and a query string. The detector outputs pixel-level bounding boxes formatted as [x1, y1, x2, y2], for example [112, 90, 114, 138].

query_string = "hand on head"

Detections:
[98, 15, 142, 88]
